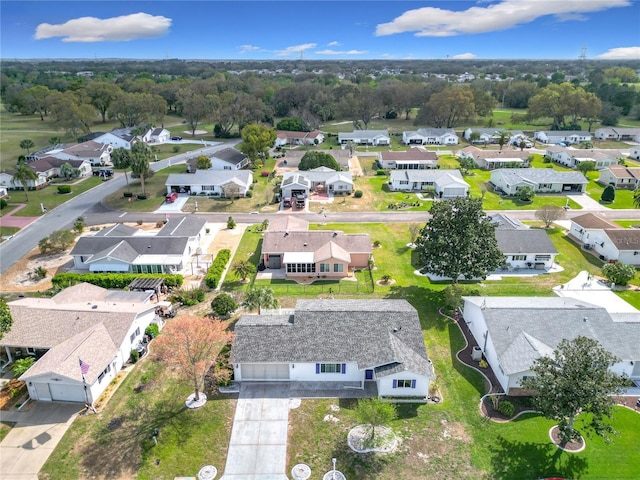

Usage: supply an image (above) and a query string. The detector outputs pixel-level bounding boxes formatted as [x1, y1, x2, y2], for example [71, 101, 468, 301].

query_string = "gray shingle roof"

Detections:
[495, 229, 558, 255]
[166, 170, 252, 188]
[282, 169, 352, 185]
[211, 148, 248, 165]
[71, 236, 189, 257]
[494, 168, 588, 185]
[261, 231, 371, 255]
[490, 213, 526, 230]
[94, 223, 139, 237]
[379, 148, 438, 161]
[605, 229, 640, 251]
[338, 130, 389, 140]
[232, 299, 433, 377]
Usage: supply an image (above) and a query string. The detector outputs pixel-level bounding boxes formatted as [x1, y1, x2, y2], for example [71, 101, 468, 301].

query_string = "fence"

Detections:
[267, 281, 374, 296]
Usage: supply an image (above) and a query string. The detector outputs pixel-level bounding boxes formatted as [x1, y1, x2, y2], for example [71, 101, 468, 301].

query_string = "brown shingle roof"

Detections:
[571, 213, 619, 230]
[262, 231, 371, 256]
[604, 229, 640, 251]
[267, 216, 309, 232]
[379, 148, 438, 161]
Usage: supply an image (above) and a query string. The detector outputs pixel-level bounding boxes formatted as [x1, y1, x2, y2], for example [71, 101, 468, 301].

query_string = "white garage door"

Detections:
[33, 382, 51, 401]
[444, 188, 467, 197]
[48, 383, 86, 403]
[241, 363, 289, 380]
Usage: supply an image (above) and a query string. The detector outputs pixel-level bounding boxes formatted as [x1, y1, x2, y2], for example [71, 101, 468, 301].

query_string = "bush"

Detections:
[205, 249, 231, 289]
[145, 324, 159, 338]
[172, 287, 206, 306]
[137, 194, 148, 200]
[376, 169, 386, 176]
[57, 185, 71, 194]
[601, 184, 615, 203]
[12, 357, 35, 377]
[602, 262, 636, 286]
[52, 272, 183, 289]
[130, 349, 140, 363]
[245, 190, 253, 198]
[0, 198, 7, 210]
[227, 216, 236, 230]
[172, 145, 181, 153]
[123, 192, 133, 198]
[497, 400, 515, 417]
[261, 171, 270, 177]
[211, 293, 238, 317]
[354, 190, 363, 198]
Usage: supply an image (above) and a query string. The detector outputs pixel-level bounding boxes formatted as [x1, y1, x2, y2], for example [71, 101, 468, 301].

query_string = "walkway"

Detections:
[221, 383, 289, 480]
[568, 193, 609, 211]
[0, 204, 40, 229]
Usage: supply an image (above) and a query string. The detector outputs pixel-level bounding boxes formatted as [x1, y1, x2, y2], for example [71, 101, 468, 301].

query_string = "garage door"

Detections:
[49, 383, 86, 403]
[444, 188, 467, 197]
[241, 363, 289, 380]
[33, 382, 51, 401]
[268, 255, 281, 269]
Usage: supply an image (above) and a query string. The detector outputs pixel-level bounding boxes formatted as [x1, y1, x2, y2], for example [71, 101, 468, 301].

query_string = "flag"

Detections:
[79, 359, 90, 376]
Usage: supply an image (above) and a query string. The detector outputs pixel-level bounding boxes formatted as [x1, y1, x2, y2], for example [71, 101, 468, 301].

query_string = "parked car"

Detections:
[93, 168, 113, 177]
[171, 136, 183, 141]
[165, 191, 179, 203]
[155, 301, 177, 318]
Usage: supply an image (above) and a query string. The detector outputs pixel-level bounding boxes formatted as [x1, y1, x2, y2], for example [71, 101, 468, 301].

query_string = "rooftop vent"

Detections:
[303, 242, 308, 247]
[92, 305, 98, 309]
[583, 316, 588, 322]
[392, 326, 402, 333]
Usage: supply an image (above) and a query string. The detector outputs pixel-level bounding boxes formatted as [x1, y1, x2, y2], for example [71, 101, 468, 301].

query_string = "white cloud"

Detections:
[327, 41, 340, 47]
[596, 46, 640, 59]
[316, 49, 367, 55]
[35, 12, 171, 42]
[239, 44, 261, 54]
[375, 0, 630, 37]
[452, 53, 477, 59]
[275, 43, 317, 57]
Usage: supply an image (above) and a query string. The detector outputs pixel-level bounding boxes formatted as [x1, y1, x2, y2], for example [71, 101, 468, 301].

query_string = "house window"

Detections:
[539, 183, 552, 189]
[399, 180, 409, 185]
[224, 166, 231, 170]
[534, 255, 551, 261]
[317, 363, 344, 374]
[202, 185, 215, 191]
[512, 255, 526, 261]
[393, 379, 416, 388]
[333, 264, 344, 273]
[286, 263, 315, 273]
[320, 263, 330, 273]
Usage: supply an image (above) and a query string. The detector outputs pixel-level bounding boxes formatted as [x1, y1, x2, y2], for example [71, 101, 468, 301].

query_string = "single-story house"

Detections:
[490, 168, 588, 195]
[266, 215, 310, 233]
[598, 165, 640, 189]
[389, 169, 469, 198]
[491, 214, 558, 271]
[462, 296, 640, 395]
[378, 148, 438, 170]
[30, 157, 92, 180]
[261, 227, 371, 279]
[70, 216, 207, 273]
[594, 127, 640, 142]
[275, 130, 324, 147]
[338, 130, 390, 146]
[166, 169, 253, 197]
[276, 150, 351, 169]
[534, 130, 592, 145]
[0, 283, 158, 403]
[402, 128, 459, 145]
[458, 146, 530, 170]
[0, 186, 7, 198]
[630, 146, 640, 161]
[147, 127, 170, 144]
[93, 129, 137, 150]
[50, 140, 113, 167]
[231, 299, 435, 400]
[208, 148, 250, 171]
[281, 167, 353, 198]
[568, 213, 640, 266]
[0, 165, 50, 191]
[462, 128, 525, 145]
[544, 146, 622, 170]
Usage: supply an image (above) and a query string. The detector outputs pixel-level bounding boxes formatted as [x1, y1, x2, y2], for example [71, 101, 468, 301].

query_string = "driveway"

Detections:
[567, 192, 609, 211]
[0, 402, 83, 480]
[154, 194, 190, 213]
[221, 383, 290, 480]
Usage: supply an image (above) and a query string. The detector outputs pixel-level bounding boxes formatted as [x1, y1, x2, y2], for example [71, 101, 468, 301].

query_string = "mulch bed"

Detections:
[480, 395, 536, 421]
[550, 425, 584, 452]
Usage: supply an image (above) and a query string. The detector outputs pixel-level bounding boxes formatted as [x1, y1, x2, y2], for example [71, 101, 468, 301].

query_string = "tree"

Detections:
[601, 262, 636, 286]
[19, 139, 35, 155]
[73, 216, 87, 234]
[60, 162, 79, 181]
[535, 205, 565, 228]
[576, 161, 596, 175]
[415, 87, 475, 128]
[177, 89, 211, 136]
[196, 155, 212, 170]
[109, 91, 167, 128]
[23, 85, 51, 120]
[227, 216, 236, 229]
[154, 315, 233, 402]
[211, 293, 238, 317]
[242, 287, 279, 315]
[528, 83, 601, 131]
[232, 260, 256, 282]
[130, 142, 152, 196]
[239, 124, 276, 167]
[521, 336, 627, 444]
[415, 197, 503, 283]
[111, 148, 132, 188]
[86, 81, 121, 123]
[353, 398, 398, 441]
[468, 131, 481, 145]
[0, 297, 12, 340]
[634, 186, 640, 209]
[518, 186, 535, 202]
[48, 136, 61, 145]
[12, 357, 35, 377]
[48, 91, 95, 136]
[38, 229, 75, 254]
[601, 184, 615, 203]
[12, 162, 38, 201]
[457, 157, 476, 176]
[276, 117, 308, 132]
[408, 223, 421, 247]
[222, 183, 242, 202]
[496, 130, 510, 151]
[299, 151, 340, 171]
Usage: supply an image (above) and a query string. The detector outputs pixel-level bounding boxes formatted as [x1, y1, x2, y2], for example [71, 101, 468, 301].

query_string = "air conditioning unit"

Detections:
[584, 244, 591, 250]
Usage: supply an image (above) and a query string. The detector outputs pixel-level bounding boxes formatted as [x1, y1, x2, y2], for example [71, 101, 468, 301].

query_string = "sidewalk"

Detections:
[0, 204, 40, 229]
[567, 193, 609, 211]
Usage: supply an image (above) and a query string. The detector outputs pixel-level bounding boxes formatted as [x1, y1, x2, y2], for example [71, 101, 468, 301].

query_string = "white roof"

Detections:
[283, 252, 315, 263]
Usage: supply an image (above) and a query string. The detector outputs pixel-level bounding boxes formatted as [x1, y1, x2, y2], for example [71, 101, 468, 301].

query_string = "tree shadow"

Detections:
[488, 434, 589, 480]
[448, 321, 487, 397]
[384, 285, 449, 332]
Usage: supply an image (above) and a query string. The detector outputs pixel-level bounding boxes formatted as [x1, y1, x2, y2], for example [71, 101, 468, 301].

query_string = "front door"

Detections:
[365, 369, 374, 380]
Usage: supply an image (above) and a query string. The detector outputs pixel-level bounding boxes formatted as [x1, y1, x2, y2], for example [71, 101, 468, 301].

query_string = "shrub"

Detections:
[205, 249, 231, 289]
[31, 266, 47, 280]
[602, 262, 636, 286]
[245, 190, 253, 198]
[123, 192, 133, 198]
[498, 400, 515, 417]
[137, 194, 148, 200]
[130, 349, 140, 363]
[354, 190, 363, 198]
[52, 272, 183, 289]
[57, 185, 71, 194]
[171, 287, 206, 306]
[172, 145, 181, 153]
[211, 293, 238, 317]
[227, 216, 236, 230]
[376, 169, 386, 176]
[601, 184, 615, 203]
[145, 324, 159, 338]
[38, 230, 74, 254]
[373, 240, 382, 248]
[12, 357, 35, 377]
[0, 198, 7, 210]
[479, 360, 488, 369]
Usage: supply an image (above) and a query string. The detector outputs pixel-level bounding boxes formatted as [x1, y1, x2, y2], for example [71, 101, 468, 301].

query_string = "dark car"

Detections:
[171, 136, 183, 141]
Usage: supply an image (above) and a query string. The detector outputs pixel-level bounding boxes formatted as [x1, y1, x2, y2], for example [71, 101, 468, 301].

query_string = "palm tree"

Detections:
[111, 148, 132, 188]
[19, 139, 35, 155]
[130, 142, 152, 196]
[634, 186, 640, 209]
[496, 130, 510, 151]
[242, 287, 278, 315]
[13, 163, 38, 201]
[232, 260, 256, 282]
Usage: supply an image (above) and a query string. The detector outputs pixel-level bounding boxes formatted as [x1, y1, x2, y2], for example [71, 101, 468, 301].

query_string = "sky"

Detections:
[1, 1, 639, 61]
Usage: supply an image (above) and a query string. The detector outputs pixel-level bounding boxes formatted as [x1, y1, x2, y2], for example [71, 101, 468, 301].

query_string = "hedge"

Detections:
[52, 272, 184, 290]
[57, 185, 71, 194]
[205, 249, 231, 289]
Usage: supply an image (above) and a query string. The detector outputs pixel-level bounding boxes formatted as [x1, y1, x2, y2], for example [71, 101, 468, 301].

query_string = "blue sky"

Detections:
[1, 1, 639, 60]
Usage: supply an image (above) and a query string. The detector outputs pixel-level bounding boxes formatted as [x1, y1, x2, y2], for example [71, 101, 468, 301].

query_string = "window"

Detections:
[399, 180, 409, 185]
[535, 255, 551, 261]
[286, 263, 315, 273]
[397, 379, 412, 388]
[512, 255, 526, 261]
[333, 263, 344, 273]
[320, 263, 330, 273]
[201, 185, 215, 191]
[318, 363, 344, 374]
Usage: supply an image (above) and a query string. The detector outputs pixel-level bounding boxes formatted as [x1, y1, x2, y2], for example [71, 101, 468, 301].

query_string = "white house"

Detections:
[0, 186, 7, 198]
[281, 167, 353, 198]
[594, 127, 640, 142]
[51, 140, 113, 167]
[208, 148, 250, 170]
[598, 165, 640, 190]
[458, 146, 530, 170]
[231, 299, 435, 401]
[1, 283, 158, 403]
[534, 130, 592, 145]
[389, 169, 469, 198]
[569, 213, 640, 266]
[0, 169, 48, 191]
[338, 130, 390, 146]
[462, 296, 640, 395]
[275, 130, 324, 147]
[147, 128, 170, 144]
[544, 146, 622, 170]
[463, 128, 524, 145]
[378, 148, 438, 169]
[630, 146, 640, 161]
[166, 170, 253, 198]
[402, 128, 459, 145]
[93, 129, 137, 150]
[490, 168, 588, 195]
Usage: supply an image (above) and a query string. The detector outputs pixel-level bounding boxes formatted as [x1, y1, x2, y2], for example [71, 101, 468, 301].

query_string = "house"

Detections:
[70, 216, 207, 273]
[402, 128, 459, 145]
[458, 146, 530, 170]
[0, 283, 158, 403]
[165, 170, 253, 198]
[490, 168, 588, 195]
[389, 169, 469, 198]
[50, 140, 113, 167]
[231, 299, 435, 400]
[93, 129, 137, 150]
[0, 186, 7, 198]
[568, 213, 640, 266]
[463, 128, 524, 145]
[594, 127, 640, 142]
[29, 157, 92, 180]
[276, 150, 351, 169]
[0, 168, 48, 191]
[598, 165, 640, 189]
[338, 130, 390, 146]
[186, 148, 249, 172]
[534, 130, 592, 145]
[275, 130, 324, 147]
[544, 146, 622, 170]
[280, 167, 353, 198]
[148, 128, 170, 144]
[462, 296, 640, 395]
[378, 148, 438, 170]
[491, 214, 558, 271]
[630, 146, 640, 161]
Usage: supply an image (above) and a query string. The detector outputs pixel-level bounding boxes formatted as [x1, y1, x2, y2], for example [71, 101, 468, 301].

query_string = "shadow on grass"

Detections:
[559, 234, 605, 269]
[488, 434, 588, 480]
[448, 321, 487, 397]
[385, 285, 448, 332]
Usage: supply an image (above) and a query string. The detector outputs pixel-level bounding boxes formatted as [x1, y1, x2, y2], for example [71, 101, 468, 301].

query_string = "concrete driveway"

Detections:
[0, 402, 83, 480]
[221, 383, 290, 480]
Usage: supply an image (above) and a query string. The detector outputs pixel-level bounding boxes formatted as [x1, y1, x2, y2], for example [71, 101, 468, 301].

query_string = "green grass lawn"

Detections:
[0, 226, 19, 240]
